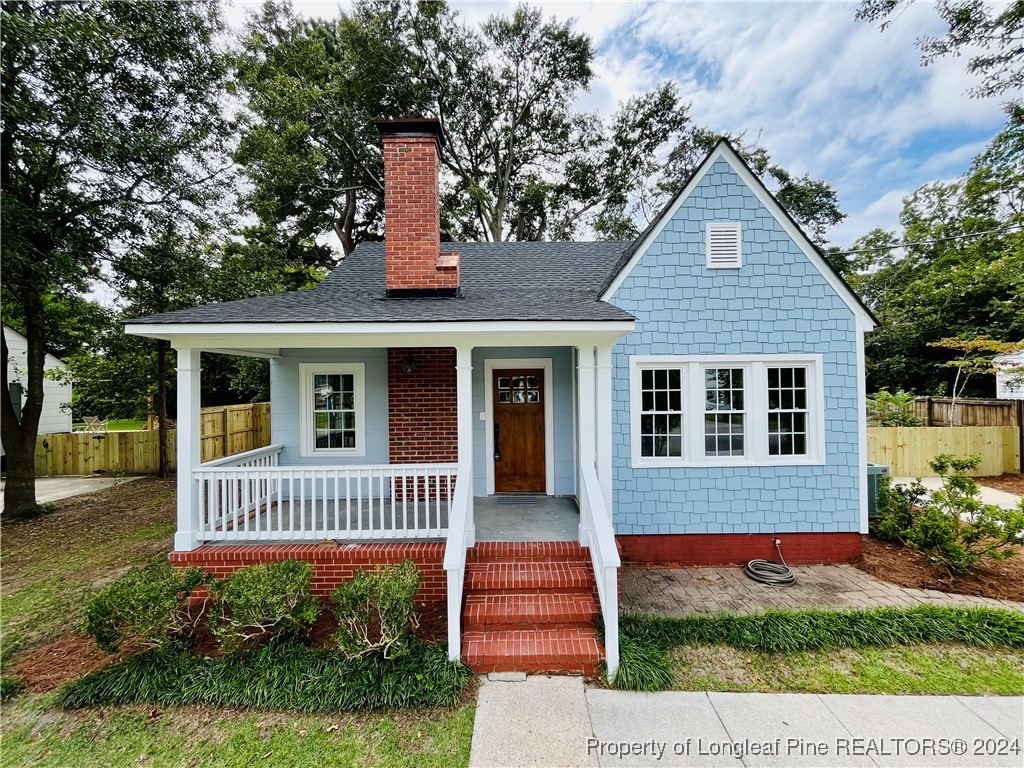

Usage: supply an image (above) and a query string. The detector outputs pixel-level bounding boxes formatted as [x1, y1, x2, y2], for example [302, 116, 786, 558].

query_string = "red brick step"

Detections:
[462, 627, 603, 676]
[463, 592, 598, 631]
[465, 560, 594, 593]
[468, 541, 590, 563]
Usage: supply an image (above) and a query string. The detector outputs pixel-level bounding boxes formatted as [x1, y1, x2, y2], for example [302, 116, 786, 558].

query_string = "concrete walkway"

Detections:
[0, 475, 140, 511]
[893, 476, 1022, 510]
[621, 564, 1024, 615]
[469, 675, 1024, 768]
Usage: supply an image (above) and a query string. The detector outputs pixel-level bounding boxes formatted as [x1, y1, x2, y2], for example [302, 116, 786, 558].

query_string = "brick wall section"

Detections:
[617, 533, 862, 566]
[388, 348, 458, 465]
[169, 542, 446, 603]
[381, 135, 459, 291]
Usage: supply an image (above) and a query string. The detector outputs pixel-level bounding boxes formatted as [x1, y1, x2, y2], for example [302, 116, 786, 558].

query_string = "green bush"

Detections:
[84, 561, 207, 653]
[331, 560, 421, 660]
[873, 454, 1024, 573]
[208, 560, 321, 653]
[56, 642, 471, 712]
[867, 389, 923, 426]
[872, 474, 928, 542]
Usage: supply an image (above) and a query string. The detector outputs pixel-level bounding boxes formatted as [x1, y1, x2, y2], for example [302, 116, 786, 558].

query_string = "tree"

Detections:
[1, 0, 230, 514]
[852, 108, 1024, 394]
[928, 336, 1024, 424]
[856, 0, 1024, 99]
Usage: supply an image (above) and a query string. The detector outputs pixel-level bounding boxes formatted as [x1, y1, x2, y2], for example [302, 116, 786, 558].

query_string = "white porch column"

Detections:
[456, 345, 474, 545]
[596, 344, 614, 514]
[576, 346, 596, 546]
[174, 348, 202, 551]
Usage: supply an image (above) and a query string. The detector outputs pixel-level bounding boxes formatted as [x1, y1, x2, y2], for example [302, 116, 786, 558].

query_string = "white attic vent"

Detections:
[706, 223, 742, 268]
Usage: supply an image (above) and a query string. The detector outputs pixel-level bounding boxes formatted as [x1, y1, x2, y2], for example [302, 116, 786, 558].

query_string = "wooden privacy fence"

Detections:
[911, 397, 1021, 427]
[868, 426, 1021, 477]
[34, 403, 270, 477]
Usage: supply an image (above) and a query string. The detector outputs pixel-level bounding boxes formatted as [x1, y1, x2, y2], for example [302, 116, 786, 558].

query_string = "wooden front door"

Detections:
[493, 369, 546, 493]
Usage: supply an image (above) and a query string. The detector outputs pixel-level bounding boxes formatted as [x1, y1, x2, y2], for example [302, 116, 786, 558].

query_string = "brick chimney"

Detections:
[375, 118, 460, 296]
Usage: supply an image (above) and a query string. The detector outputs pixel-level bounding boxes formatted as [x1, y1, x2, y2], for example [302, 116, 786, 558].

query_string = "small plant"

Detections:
[84, 561, 208, 653]
[208, 560, 321, 653]
[331, 560, 421, 660]
[867, 389, 923, 426]
[1, 676, 24, 702]
[611, 636, 673, 691]
[872, 454, 1024, 574]
[872, 474, 928, 542]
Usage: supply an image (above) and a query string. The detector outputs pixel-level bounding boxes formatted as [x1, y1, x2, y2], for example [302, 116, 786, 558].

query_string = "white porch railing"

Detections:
[443, 462, 474, 661]
[581, 462, 620, 680]
[192, 446, 458, 542]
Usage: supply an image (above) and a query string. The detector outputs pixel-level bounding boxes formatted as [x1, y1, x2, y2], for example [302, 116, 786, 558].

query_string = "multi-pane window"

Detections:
[639, 368, 682, 457]
[703, 368, 745, 457]
[768, 367, 808, 456]
[497, 375, 541, 404]
[312, 373, 357, 449]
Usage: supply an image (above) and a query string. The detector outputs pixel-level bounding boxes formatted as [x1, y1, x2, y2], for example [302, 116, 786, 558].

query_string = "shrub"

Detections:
[331, 560, 421, 659]
[867, 389, 923, 426]
[873, 454, 1024, 574]
[1, 676, 24, 702]
[208, 560, 321, 653]
[56, 642, 471, 712]
[872, 474, 928, 542]
[84, 561, 207, 653]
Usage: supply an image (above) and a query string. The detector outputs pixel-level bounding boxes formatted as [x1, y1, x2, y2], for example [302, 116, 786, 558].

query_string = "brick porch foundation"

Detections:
[169, 542, 446, 602]
[616, 532, 862, 566]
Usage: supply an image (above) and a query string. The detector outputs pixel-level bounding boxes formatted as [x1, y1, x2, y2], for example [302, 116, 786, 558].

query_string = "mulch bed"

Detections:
[9, 600, 448, 695]
[855, 536, 1024, 602]
[976, 473, 1024, 497]
[7, 633, 124, 693]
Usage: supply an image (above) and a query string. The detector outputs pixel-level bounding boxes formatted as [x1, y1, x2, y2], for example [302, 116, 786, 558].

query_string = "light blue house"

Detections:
[127, 120, 876, 678]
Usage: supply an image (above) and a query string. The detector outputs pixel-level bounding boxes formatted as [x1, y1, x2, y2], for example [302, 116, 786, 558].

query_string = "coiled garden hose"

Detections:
[744, 538, 796, 585]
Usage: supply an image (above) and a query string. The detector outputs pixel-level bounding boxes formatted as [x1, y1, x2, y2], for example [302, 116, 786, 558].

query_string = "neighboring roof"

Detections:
[599, 139, 879, 328]
[126, 241, 635, 325]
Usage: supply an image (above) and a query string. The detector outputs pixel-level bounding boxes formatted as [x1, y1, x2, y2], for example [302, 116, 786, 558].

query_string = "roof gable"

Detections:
[600, 140, 877, 329]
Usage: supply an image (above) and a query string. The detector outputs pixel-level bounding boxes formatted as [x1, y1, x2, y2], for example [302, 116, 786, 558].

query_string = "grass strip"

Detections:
[612, 606, 1024, 692]
[620, 605, 1024, 653]
[56, 642, 471, 712]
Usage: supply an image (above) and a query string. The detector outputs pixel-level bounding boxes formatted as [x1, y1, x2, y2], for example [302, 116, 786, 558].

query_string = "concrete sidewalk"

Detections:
[892, 476, 1022, 510]
[469, 674, 1023, 768]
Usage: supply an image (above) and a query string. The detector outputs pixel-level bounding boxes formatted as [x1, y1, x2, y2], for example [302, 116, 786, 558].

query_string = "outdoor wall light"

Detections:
[404, 355, 417, 375]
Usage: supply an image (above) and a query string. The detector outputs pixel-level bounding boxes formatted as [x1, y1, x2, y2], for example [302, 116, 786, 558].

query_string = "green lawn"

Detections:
[667, 644, 1024, 695]
[73, 418, 147, 431]
[1, 480, 476, 767]
[1, 698, 475, 768]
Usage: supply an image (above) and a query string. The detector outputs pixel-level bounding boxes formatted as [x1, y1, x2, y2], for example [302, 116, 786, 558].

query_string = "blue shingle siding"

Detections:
[609, 158, 860, 535]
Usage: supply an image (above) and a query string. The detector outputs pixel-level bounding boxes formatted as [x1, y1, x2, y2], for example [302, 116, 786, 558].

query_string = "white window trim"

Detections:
[299, 362, 367, 458]
[706, 222, 742, 269]
[629, 354, 825, 468]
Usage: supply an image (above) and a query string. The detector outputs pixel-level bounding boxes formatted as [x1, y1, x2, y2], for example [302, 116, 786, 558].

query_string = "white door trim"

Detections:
[483, 357, 555, 496]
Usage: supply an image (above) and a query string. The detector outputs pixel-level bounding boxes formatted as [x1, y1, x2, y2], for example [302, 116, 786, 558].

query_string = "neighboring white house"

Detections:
[994, 350, 1024, 400]
[2, 326, 73, 457]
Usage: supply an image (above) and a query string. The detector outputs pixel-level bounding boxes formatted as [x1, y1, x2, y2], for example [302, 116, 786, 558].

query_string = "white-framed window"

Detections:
[629, 355, 824, 468]
[299, 363, 366, 457]
[706, 222, 741, 268]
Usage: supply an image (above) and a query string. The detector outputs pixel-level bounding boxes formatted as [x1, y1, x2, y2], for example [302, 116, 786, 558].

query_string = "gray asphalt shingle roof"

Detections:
[126, 241, 636, 325]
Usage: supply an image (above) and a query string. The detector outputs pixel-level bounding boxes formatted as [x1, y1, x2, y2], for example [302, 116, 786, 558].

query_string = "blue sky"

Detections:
[226, 1, 1012, 247]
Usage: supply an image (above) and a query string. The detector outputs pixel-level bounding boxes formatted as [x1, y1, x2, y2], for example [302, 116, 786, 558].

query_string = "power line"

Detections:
[833, 222, 1024, 257]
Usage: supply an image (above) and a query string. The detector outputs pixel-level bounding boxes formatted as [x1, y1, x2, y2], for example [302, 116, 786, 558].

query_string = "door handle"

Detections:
[494, 423, 501, 462]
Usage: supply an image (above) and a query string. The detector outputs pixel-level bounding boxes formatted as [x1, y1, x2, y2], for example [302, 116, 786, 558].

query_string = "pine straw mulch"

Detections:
[8, 600, 448, 695]
[976, 473, 1024, 497]
[855, 536, 1024, 603]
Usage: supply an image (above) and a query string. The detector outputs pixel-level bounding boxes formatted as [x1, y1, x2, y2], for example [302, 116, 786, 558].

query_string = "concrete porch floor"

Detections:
[474, 495, 579, 542]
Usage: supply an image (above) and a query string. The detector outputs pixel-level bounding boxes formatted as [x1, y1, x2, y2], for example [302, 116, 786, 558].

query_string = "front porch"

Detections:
[156, 328, 626, 676]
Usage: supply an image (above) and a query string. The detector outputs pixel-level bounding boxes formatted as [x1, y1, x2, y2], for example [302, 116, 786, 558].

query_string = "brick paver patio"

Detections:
[620, 563, 1024, 615]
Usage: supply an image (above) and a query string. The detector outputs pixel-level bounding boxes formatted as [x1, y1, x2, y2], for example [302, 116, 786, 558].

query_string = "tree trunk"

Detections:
[0, 293, 47, 514]
[157, 341, 170, 480]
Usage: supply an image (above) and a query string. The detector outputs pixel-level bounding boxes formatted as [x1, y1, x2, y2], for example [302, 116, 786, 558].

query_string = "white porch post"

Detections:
[576, 346, 596, 546]
[596, 344, 614, 514]
[174, 347, 202, 551]
[456, 345, 474, 545]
